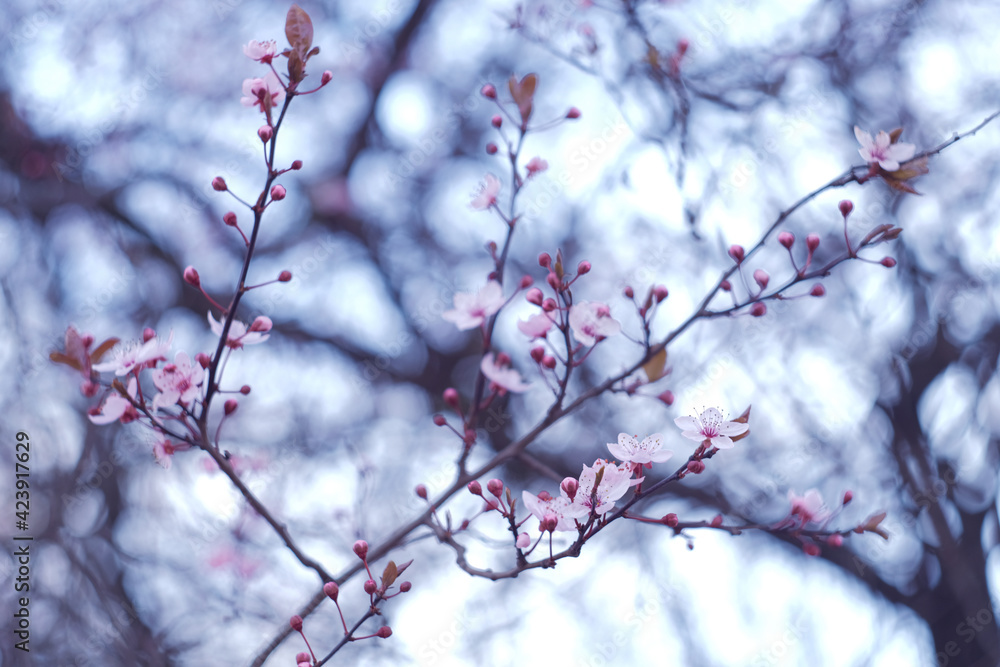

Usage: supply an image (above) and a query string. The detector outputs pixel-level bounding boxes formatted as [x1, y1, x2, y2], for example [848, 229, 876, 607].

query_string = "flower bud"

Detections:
[686, 460, 705, 474]
[400, 581, 412, 592]
[728, 245, 745, 263]
[806, 234, 820, 251]
[624, 286, 634, 298]
[541, 356, 557, 369]
[321, 70, 333, 85]
[224, 399, 238, 415]
[750, 302, 767, 317]
[657, 390, 675, 406]
[653, 285, 669, 302]
[195, 352, 212, 368]
[710, 514, 723, 527]
[240, 385, 251, 395]
[560, 477, 579, 501]
[467, 480, 482, 496]
[443, 388, 460, 409]
[842, 490, 853, 505]
[415, 484, 428, 499]
[566, 107, 581, 119]
[541, 298, 557, 312]
[526, 287, 543, 305]
[433, 414, 447, 426]
[838, 200, 854, 217]
[546, 273, 560, 290]
[487, 478, 504, 497]
[486, 142, 498, 155]
[376, 626, 392, 639]
[250, 316, 272, 333]
[278, 270, 293, 282]
[491, 115, 502, 128]
[810, 284, 826, 297]
[296, 652, 310, 664]
[538, 252, 552, 268]
[364, 579, 377, 595]
[827, 534, 844, 547]
[81, 380, 99, 397]
[257, 125, 273, 142]
[519, 275, 534, 289]
[663, 513, 679, 527]
[481, 84, 497, 99]
[353, 540, 369, 560]
[720, 280, 731, 292]
[753, 270, 769, 290]
[516, 532, 531, 548]
[778, 231, 795, 249]
[577, 260, 591, 275]
[223, 211, 238, 226]
[324, 581, 339, 601]
[212, 176, 227, 192]
[803, 543, 821, 557]
[143, 328, 156, 342]
[881, 257, 897, 268]
[530, 346, 545, 362]
[290, 615, 303, 631]
[184, 266, 201, 287]
[291, 160, 303, 170]
[270, 184, 286, 201]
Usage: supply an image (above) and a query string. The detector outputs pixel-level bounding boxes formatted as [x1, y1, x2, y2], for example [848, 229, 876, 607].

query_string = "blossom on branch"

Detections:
[522, 490, 589, 531]
[471, 173, 501, 210]
[208, 312, 272, 349]
[517, 312, 555, 339]
[152, 352, 205, 411]
[92, 333, 172, 376]
[442, 281, 504, 330]
[788, 489, 830, 524]
[241, 71, 286, 113]
[607, 433, 673, 465]
[673, 407, 748, 449]
[568, 301, 621, 346]
[854, 126, 915, 172]
[572, 459, 637, 515]
[153, 434, 191, 470]
[480, 353, 531, 393]
[243, 39, 277, 63]
[88, 378, 140, 425]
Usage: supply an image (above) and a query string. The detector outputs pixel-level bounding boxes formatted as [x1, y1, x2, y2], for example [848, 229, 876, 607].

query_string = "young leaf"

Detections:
[382, 560, 398, 588]
[285, 4, 314, 54]
[508, 73, 537, 125]
[642, 348, 668, 382]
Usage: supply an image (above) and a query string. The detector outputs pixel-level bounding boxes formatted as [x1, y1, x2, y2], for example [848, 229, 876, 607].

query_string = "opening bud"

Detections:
[183, 266, 200, 287]
[577, 260, 592, 275]
[212, 176, 227, 192]
[806, 234, 821, 251]
[257, 125, 273, 142]
[270, 184, 286, 201]
[728, 245, 745, 263]
[324, 581, 339, 601]
[753, 269, 769, 289]
[353, 540, 369, 560]
[223, 211, 238, 226]
[778, 231, 795, 249]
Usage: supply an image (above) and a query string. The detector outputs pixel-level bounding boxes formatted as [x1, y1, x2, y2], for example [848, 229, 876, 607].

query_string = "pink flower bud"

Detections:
[224, 399, 238, 415]
[496, 351, 511, 366]
[487, 478, 504, 497]
[750, 302, 767, 317]
[881, 257, 897, 268]
[212, 176, 227, 192]
[827, 534, 844, 547]
[484, 498, 499, 511]
[290, 615, 303, 631]
[803, 543, 821, 557]
[526, 287, 543, 305]
[653, 285, 669, 302]
[184, 266, 201, 287]
[720, 280, 731, 292]
[657, 390, 675, 406]
[433, 414, 447, 426]
[195, 352, 212, 368]
[541, 356, 557, 369]
[491, 115, 502, 128]
[223, 211, 238, 226]
[538, 252, 552, 267]
[415, 484, 428, 499]
[270, 184, 286, 201]
[296, 652, 310, 664]
[530, 347, 545, 363]
[353, 540, 369, 560]
[257, 125, 273, 142]
[710, 514, 723, 527]
[143, 328, 156, 342]
[486, 142, 498, 155]
[321, 70, 333, 85]
[250, 316, 272, 333]
[546, 273, 560, 290]
[278, 270, 292, 282]
[519, 275, 534, 289]
[291, 160, 303, 170]
[467, 481, 482, 496]
[664, 513, 679, 527]
[481, 84, 497, 99]
[376, 626, 392, 639]
[566, 107, 581, 119]
[541, 298, 557, 312]
[364, 579, 377, 594]
[838, 200, 853, 217]
[686, 460, 705, 474]
[753, 269, 769, 289]
[842, 490, 853, 505]
[677, 39, 689, 56]
[516, 532, 531, 548]
[324, 581, 339, 601]
[806, 233, 820, 251]
[443, 387, 460, 409]
[81, 380, 99, 397]
[810, 284, 826, 297]
[240, 385, 251, 395]
[728, 245, 745, 263]
[778, 231, 795, 249]
[577, 260, 591, 275]
[400, 581, 412, 592]
[624, 286, 634, 298]
[560, 477, 579, 501]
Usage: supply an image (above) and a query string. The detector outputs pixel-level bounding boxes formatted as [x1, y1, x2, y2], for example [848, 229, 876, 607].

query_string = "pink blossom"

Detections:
[89, 378, 140, 425]
[572, 459, 637, 515]
[241, 71, 286, 113]
[243, 39, 277, 62]
[92, 333, 172, 376]
[854, 126, 915, 172]
[525, 157, 548, 178]
[607, 433, 673, 465]
[673, 407, 748, 450]
[522, 490, 589, 531]
[442, 281, 505, 330]
[152, 352, 205, 412]
[152, 434, 191, 470]
[788, 489, 830, 524]
[517, 312, 555, 339]
[208, 312, 271, 349]
[568, 301, 621, 346]
[471, 173, 501, 210]
[480, 353, 531, 393]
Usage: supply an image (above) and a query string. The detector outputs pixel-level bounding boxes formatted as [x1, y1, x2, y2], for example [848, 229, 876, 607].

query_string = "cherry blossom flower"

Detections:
[241, 71, 286, 113]
[525, 157, 548, 178]
[673, 407, 748, 450]
[152, 352, 205, 412]
[480, 353, 531, 393]
[572, 459, 637, 515]
[208, 312, 272, 349]
[854, 126, 916, 172]
[152, 434, 191, 470]
[442, 281, 505, 330]
[788, 489, 830, 524]
[517, 312, 555, 339]
[607, 433, 673, 465]
[243, 39, 277, 62]
[568, 301, 621, 346]
[522, 490, 589, 531]
[471, 173, 501, 210]
[92, 333, 172, 376]
[89, 378, 140, 425]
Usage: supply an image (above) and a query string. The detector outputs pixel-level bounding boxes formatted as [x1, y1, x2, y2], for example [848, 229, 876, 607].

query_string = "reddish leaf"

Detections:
[92, 337, 120, 363]
[730, 405, 751, 443]
[49, 351, 82, 372]
[382, 560, 398, 588]
[888, 127, 904, 143]
[285, 4, 314, 54]
[642, 348, 668, 382]
[508, 73, 537, 125]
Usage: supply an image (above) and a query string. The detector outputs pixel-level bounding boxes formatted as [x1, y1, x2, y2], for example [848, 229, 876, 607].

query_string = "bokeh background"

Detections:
[1, 0, 999, 665]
